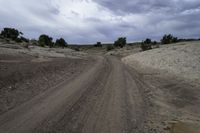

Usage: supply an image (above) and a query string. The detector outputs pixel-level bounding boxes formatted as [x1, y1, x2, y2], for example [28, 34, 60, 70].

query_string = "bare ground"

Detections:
[0, 53, 94, 115]
[0, 44, 200, 133]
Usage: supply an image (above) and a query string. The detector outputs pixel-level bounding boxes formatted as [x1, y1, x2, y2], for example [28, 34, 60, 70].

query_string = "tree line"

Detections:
[1, 27, 199, 51]
[0, 27, 68, 48]
[141, 34, 180, 51]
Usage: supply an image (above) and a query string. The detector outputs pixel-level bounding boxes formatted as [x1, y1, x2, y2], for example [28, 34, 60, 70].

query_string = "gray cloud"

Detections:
[0, 0, 199, 43]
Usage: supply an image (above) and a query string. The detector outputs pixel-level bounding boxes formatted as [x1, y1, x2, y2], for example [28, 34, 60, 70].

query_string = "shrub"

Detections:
[20, 36, 29, 43]
[94, 42, 102, 47]
[0, 28, 23, 40]
[23, 43, 29, 49]
[38, 34, 53, 48]
[55, 38, 67, 48]
[152, 41, 157, 45]
[30, 39, 38, 45]
[106, 45, 114, 51]
[114, 37, 126, 48]
[74, 47, 80, 51]
[144, 38, 152, 44]
[161, 34, 178, 44]
[15, 38, 23, 43]
[141, 38, 152, 51]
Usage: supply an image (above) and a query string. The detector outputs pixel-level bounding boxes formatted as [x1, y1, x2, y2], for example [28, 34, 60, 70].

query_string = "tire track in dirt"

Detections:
[0, 56, 150, 133]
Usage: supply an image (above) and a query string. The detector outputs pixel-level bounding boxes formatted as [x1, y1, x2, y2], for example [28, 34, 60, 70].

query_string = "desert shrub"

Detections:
[161, 34, 178, 44]
[144, 38, 152, 44]
[30, 39, 38, 45]
[15, 37, 29, 43]
[20, 36, 29, 43]
[55, 38, 67, 48]
[106, 45, 114, 51]
[0, 28, 23, 40]
[22, 43, 29, 48]
[141, 38, 152, 51]
[38, 34, 53, 48]
[72, 47, 80, 51]
[152, 41, 157, 45]
[114, 37, 126, 48]
[152, 41, 160, 48]
[5, 38, 10, 43]
[94, 42, 102, 47]
[15, 38, 23, 43]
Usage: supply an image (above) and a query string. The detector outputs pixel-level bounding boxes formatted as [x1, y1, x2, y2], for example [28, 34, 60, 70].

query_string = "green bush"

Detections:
[20, 36, 29, 43]
[106, 45, 114, 51]
[94, 42, 102, 47]
[0, 28, 23, 40]
[38, 34, 53, 48]
[114, 37, 126, 48]
[55, 38, 67, 48]
[161, 34, 178, 44]
[141, 38, 152, 51]
[30, 39, 38, 45]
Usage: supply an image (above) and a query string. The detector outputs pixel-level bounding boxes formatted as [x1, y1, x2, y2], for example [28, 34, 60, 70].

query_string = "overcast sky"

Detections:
[0, 0, 200, 43]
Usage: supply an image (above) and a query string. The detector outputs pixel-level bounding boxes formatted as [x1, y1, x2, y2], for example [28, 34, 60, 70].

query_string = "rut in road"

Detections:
[0, 56, 149, 133]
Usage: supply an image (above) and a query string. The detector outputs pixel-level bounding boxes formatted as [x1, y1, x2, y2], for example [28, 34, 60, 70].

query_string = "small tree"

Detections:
[94, 42, 102, 47]
[114, 37, 126, 48]
[141, 38, 152, 51]
[152, 41, 157, 45]
[20, 36, 29, 43]
[38, 34, 53, 47]
[0, 28, 23, 40]
[144, 38, 152, 44]
[161, 34, 178, 44]
[30, 39, 38, 45]
[55, 38, 67, 48]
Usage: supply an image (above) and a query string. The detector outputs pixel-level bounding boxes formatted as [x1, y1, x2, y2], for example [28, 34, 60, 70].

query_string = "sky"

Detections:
[0, 0, 200, 44]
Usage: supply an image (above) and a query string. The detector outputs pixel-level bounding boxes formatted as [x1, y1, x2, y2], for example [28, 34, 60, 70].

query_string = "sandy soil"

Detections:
[122, 41, 200, 133]
[0, 42, 200, 133]
[0, 55, 153, 133]
[0, 44, 94, 115]
[122, 41, 200, 86]
[0, 43, 87, 59]
[106, 45, 141, 57]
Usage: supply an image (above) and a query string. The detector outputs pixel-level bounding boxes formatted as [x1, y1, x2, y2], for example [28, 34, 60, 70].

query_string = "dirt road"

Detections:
[0, 56, 152, 133]
[1, 55, 200, 133]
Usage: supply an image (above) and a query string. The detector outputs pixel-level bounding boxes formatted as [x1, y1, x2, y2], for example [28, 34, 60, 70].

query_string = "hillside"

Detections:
[122, 41, 200, 86]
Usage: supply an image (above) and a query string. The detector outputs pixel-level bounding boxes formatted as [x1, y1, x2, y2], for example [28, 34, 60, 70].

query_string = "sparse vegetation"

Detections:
[94, 42, 102, 47]
[55, 38, 67, 48]
[161, 34, 178, 44]
[30, 39, 38, 46]
[20, 36, 29, 43]
[0, 27, 70, 49]
[38, 34, 53, 48]
[74, 47, 80, 51]
[107, 45, 114, 51]
[1, 27, 199, 54]
[0, 28, 22, 40]
[114, 37, 126, 48]
[141, 38, 152, 51]
[0, 27, 29, 43]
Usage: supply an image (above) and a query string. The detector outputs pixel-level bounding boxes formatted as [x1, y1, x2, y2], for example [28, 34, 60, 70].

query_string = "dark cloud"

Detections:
[94, 0, 200, 14]
[0, 0, 199, 43]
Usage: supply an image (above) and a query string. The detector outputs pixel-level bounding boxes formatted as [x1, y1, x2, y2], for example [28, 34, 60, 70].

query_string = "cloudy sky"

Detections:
[0, 0, 200, 43]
